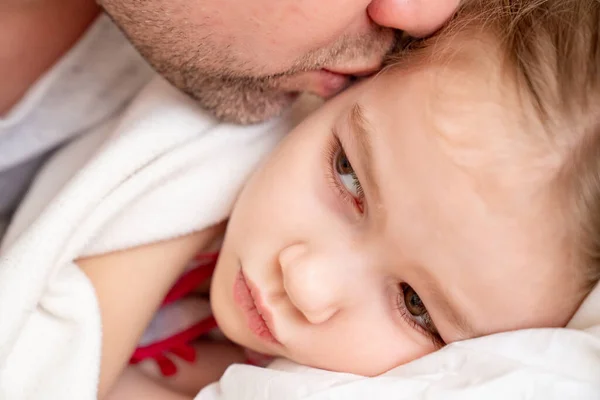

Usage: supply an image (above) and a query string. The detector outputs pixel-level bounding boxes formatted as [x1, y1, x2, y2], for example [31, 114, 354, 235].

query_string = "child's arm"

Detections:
[136, 340, 247, 396]
[106, 367, 193, 400]
[107, 340, 245, 400]
[76, 223, 225, 400]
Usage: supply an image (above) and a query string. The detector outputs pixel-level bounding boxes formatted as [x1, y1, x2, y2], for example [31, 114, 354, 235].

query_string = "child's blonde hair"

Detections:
[394, 0, 600, 300]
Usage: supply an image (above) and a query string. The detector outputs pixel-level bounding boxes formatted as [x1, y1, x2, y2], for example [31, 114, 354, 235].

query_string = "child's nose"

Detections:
[279, 243, 355, 325]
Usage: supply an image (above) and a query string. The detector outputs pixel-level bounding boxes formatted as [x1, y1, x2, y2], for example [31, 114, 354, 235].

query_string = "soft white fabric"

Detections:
[0, 75, 293, 400]
[199, 328, 600, 400]
[0, 13, 153, 236]
[198, 289, 600, 400]
[1, 72, 599, 400]
[197, 292, 600, 400]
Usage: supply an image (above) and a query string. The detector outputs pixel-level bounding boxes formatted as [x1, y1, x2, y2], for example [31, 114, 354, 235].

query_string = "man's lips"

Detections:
[281, 65, 379, 98]
[233, 269, 280, 344]
[323, 65, 380, 78]
[303, 69, 352, 98]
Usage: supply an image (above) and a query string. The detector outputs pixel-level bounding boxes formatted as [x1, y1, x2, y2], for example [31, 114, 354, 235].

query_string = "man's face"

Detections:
[98, 0, 455, 123]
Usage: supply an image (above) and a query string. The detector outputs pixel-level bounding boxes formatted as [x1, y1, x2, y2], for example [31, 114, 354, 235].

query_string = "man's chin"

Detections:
[187, 82, 299, 125]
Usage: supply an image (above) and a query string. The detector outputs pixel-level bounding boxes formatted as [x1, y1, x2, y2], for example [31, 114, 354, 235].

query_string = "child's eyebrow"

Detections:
[347, 103, 382, 205]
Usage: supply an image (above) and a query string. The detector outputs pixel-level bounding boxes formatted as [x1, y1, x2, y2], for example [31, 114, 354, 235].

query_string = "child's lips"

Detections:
[233, 269, 280, 345]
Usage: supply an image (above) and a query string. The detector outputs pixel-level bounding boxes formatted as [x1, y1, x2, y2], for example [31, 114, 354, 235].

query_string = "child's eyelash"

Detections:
[324, 132, 365, 212]
[395, 284, 446, 349]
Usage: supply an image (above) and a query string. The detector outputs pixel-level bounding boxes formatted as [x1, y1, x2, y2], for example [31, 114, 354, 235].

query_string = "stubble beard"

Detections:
[101, 0, 398, 124]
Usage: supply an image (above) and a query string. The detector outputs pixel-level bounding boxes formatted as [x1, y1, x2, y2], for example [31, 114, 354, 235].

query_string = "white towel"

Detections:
[1, 75, 599, 400]
[199, 328, 600, 400]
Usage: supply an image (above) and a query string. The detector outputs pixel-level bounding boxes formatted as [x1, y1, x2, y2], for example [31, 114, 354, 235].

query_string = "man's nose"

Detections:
[368, 0, 460, 37]
[279, 243, 362, 325]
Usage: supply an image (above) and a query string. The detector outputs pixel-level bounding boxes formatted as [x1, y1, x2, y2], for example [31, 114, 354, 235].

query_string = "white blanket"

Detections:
[1, 76, 599, 400]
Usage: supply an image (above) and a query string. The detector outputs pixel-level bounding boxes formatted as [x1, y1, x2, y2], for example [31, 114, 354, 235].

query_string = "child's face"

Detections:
[211, 51, 580, 375]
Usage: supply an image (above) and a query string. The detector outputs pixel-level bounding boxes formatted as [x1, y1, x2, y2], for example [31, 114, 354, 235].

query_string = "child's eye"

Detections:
[398, 283, 444, 347]
[325, 133, 365, 213]
[334, 148, 362, 199]
[403, 284, 428, 318]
